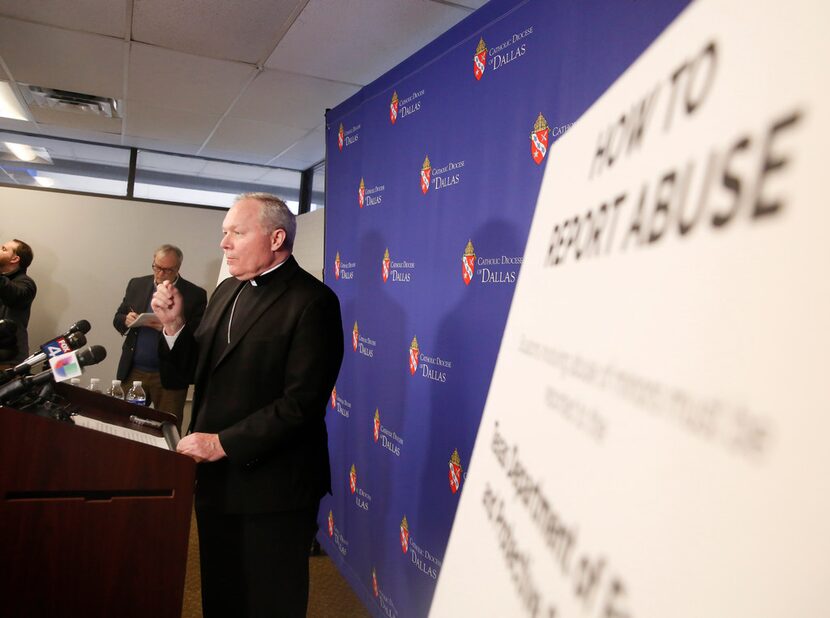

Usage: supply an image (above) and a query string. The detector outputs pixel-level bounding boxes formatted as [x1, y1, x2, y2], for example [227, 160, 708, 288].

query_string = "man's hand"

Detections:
[125, 311, 139, 327]
[151, 280, 185, 335]
[177, 432, 227, 463]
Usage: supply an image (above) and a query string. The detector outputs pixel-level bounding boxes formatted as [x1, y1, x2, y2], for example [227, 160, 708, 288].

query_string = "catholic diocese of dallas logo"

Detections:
[382, 249, 390, 282]
[408, 336, 452, 383]
[531, 112, 549, 164]
[474, 37, 487, 80]
[331, 386, 351, 418]
[421, 154, 464, 194]
[374, 408, 403, 457]
[449, 449, 463, 494]
[462, 240, 476, 285]
[373, 568, 400, 618]
[328, 510, 349, 556]
[382, 248, 415, 284]
[334, 252, 355, 281]
[399, 516, 441, 579]
[420, 156, 431, 194]
[354, 322, 377, 358]
[390, 89, 424, 125]
[390, 91, 399, 124]
[462, 239, 522, 285]
[358, 178, 385, 208]
[337, 123, 360, 152]
[400, 516, 410, 553]
[349, 464, 372, 511]
[409, 337, 420, 375]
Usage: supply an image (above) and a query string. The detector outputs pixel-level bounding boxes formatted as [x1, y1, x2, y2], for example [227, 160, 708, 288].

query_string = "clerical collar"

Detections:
[251, 258, 287, 287]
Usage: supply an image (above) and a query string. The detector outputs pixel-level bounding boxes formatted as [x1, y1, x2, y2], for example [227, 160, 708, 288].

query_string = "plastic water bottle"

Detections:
[110, 380, 125, 400]
[88, 378, 102, 393]
[126, 380, 147, 406]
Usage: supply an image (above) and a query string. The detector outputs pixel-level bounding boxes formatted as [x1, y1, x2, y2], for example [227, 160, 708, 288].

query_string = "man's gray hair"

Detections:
[155, 244, 183, 268]
[238, 192, 297, 250]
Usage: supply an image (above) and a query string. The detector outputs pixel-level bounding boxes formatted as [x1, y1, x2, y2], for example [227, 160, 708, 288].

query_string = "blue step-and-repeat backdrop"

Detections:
[320, 1, 690, 615]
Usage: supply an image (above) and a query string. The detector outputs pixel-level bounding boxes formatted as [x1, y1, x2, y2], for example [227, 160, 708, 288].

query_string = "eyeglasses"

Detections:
[151, 263, 178, 274]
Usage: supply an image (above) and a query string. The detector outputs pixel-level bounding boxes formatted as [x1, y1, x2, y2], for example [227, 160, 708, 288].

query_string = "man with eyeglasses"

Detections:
[113, 244, 206, 429]
[0, 239, 36, 367]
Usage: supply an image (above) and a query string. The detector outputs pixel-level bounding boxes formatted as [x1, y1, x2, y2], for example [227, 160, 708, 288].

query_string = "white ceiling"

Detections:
[0, 0, 486, 171]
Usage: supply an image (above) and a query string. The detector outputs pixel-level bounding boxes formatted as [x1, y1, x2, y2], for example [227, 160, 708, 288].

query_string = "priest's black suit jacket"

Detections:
[160, 256, 344, 513]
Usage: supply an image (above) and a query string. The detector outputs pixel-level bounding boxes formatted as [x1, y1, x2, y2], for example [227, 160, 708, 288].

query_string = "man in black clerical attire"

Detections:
[152, 193, 343, 618]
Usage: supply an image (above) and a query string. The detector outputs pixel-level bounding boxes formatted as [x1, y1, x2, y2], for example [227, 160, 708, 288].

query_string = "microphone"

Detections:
[17, 319, 92, 367]
[0, 345, 107, 404]
[0, 331, 88, 385]
[61, 319, 92, 338]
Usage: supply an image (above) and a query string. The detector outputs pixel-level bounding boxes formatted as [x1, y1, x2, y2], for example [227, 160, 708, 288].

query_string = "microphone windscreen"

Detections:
[71, 320, 92, 335]
[78, 345, 107, 366]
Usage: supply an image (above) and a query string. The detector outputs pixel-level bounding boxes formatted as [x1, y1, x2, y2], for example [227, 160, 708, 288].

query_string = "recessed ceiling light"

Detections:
[3, 142, 52, 164]
[0, 82, 29, 121]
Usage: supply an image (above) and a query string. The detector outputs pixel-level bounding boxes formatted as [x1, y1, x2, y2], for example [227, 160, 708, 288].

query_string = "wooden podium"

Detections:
[0, 383, 196, 618]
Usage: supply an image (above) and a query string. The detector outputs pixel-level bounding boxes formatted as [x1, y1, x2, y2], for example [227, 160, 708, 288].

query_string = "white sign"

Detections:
[433, 1, 829, 617]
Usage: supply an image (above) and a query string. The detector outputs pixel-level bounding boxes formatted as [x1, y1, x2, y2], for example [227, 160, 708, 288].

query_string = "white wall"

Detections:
[1, 186, 326, 385]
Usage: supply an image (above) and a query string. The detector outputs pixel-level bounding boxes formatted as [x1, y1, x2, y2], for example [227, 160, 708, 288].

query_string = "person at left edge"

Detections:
[113, 244, 206, 429]
[0, 239, 36, 368]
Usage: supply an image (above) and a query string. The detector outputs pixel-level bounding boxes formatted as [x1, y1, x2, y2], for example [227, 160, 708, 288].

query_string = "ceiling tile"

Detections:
[0, 120, 125, 147]
[264, 0, 471, 84]
[205, 116, 308, 159]
[267, 155, 317, 170]
[125, 100, 220, 144]
[268, 125, 324, 166]
[253, 167, 302, 187]
[0, 0, 128, 38]
[0, 117, 42, 135]
[231, 69, 359, 130]
[128, 43, 256, 114]
[132, 0, 306, 64]
[0, 17, 125, 98]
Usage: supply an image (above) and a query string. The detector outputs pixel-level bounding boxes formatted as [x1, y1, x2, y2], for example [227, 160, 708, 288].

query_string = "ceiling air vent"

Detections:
[19, 85, 122, 118]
